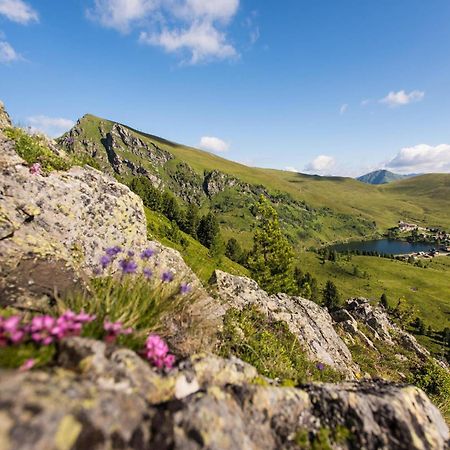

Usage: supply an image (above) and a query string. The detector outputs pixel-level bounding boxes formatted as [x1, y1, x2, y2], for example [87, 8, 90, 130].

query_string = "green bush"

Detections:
[4, 127, 101, 173]
[408, 360, 450, 418]
[5, 127, 71, 172]
[218, 305, 343, 384]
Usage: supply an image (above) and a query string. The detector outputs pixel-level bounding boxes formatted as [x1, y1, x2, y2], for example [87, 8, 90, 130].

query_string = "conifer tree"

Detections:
[247, 196, 294, 294]
[197, 212, 220, 249]
[322, 280, 341, 310]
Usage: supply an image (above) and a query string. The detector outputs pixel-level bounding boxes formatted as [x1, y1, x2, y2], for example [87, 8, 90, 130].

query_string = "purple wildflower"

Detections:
[29, 315, 57, 345]
[143, 268, 153, 279]
[161, 271, 174, 283]
[140, 248, 155, 260]
[100, 255, 112, 269]
[0, 316, 25, 345]
[19, 358, 36, 372]
[103, 320, 133, 344]
[127, 250, 135, 257]
[316, 362, 325, 371]
[180, 283, 191, 295]
[119, 259, 138, 274]
[105, 246, 122, 257]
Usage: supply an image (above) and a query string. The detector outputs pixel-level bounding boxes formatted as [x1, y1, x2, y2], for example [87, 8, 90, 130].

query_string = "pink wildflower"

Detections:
[19, 359, 36, 372]
[103, 320, 133, 344]
[144, 334, 175, 370]
[0, 316, 25, 345]
[29, 163, 42, 175]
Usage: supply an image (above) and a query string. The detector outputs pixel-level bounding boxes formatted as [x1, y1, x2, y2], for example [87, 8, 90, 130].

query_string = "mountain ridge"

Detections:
[357, 169, 418, 185]
[58, 113, 450, 242]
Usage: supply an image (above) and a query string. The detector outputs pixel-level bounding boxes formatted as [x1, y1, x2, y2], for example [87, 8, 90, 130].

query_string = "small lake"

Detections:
[330, 239, 436, 256]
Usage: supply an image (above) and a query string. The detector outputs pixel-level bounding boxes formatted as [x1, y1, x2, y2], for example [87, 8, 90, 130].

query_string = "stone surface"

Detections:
[0, 337, 448, 450]
[0, 101, 12, 129]
[343, 298, 431, 361]
[212, 270, 358, 378]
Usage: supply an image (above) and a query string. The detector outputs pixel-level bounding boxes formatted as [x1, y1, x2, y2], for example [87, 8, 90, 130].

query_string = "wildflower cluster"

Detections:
[103, 320, 133, 344]
[0, 311, 95, 347]
[98, 246, 189, 291]
[29, 162, 42, 175]
[144, 334, 175, 370]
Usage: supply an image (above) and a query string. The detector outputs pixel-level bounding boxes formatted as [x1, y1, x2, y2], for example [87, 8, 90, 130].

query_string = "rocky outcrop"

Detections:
[212, 270, 358, 378]
[203, 170, 240, 197]
[0, 126, 221, 354]
[106, 123, 172, 173]
[338, 298, 431, 361]
[0, 101, 12, 129]
[169, 162, 205, 204]
[0, 337, 447, 450]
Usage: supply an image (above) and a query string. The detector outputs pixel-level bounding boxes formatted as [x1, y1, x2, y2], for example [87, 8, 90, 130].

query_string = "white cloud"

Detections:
[380, 90, 425, 108]
[141, 21, 237, 64]
[339, 104, 348, 115]
[86, 0, 157, 33]
[285, 166, 299, 173]
[26, 116, 75, 138]
[199, 135, 229, 153]
[0, 0, 38, 24]
[88, 0, 241, 64]
[304, 155, 336, 175]
[385, 144, 450, 174]
[0, 40, 21, 63]
[361, 99, 371, 107]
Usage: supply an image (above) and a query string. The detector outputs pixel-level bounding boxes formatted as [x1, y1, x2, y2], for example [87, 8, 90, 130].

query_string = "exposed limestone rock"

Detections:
[343, 298, 431, 361]
[203, 170, 240, 197]
[0, 338, 448, 450]
[108, 123, 173, 169]
[212, 270, 358, 378]
[0, 101, 12, 129]
[169, 162, 205, 204]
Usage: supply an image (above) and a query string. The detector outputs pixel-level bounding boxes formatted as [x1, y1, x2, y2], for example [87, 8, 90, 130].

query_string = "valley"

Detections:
[54, 113, 450, 359]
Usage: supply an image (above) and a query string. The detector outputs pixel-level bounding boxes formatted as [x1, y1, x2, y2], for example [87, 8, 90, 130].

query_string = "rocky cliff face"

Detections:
[0, 337, 448, 450]
[212, 270, 358, 378]
[335, 298, 431, 362]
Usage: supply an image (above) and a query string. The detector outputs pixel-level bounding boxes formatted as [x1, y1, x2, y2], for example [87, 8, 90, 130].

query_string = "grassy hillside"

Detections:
[144, 207, 248, 283]
[299, 252, 450, 346]
[59, 114, 450, 248]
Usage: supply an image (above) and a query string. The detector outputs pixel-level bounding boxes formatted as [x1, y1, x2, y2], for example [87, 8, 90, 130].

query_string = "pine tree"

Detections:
[380, 293, 388, 309]
[183, 204, 200, 238]
[247, 196, 294, 294]
[197, 212, 220, 249]
[162, 192, 183, 224]
[129, 176, 162, 211]
[322, 280, 341, 310]
[225, 238, 242, 262]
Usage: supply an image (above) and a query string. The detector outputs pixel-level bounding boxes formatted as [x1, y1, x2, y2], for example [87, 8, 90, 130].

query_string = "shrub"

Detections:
[408, 360, 450, 417]
[5, 127, 71, 172]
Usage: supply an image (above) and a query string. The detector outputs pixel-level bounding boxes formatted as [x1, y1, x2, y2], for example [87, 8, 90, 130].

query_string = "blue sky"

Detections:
[1, 0, 450, 176]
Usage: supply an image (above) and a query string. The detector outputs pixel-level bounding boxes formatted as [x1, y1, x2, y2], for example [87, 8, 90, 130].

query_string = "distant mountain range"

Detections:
[357, 170, 418, 185]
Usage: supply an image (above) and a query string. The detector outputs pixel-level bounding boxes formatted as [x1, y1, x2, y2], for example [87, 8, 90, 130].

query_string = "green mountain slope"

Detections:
[357, 169, 412, 185]
[58, 114, 450, 248]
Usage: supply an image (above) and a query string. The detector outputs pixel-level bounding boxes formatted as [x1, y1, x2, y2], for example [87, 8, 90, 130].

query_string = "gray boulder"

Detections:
[212, 270, 358, 378]
[0, 338, 447, 450]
